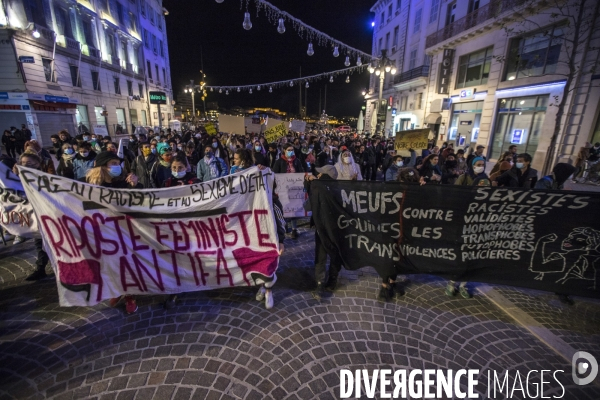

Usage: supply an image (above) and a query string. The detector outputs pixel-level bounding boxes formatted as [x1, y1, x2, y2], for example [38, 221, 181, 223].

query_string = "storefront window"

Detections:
[490, 95, 548, 160]
[448, 101, 483, 145]
[76, 105, 90, 132]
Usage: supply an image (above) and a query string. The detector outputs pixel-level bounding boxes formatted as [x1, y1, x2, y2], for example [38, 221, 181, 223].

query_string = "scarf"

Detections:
[62, 152, 75, 162]
[204, 156, 219, 178]
[282, 154, 296, 173]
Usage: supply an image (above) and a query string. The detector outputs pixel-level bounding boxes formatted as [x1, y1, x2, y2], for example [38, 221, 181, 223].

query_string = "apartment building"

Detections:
[0, 0, 173, 147]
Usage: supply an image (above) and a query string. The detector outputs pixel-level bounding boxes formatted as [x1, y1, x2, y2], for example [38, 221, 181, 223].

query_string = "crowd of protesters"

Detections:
[1, 123, 593, 310]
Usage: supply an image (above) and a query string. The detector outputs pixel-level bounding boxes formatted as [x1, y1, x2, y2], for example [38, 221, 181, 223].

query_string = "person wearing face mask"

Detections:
[385, 155, 406, 182]
[495, 153, 538, 188]
[441, 154, 460, 184]
[86, 151, 140, 314]
[335, 150, 362, 180]
[56, 143, 76, 179]
[131, 142, 157, 188]
[163, 154, 200, 187]
[184, 141, 199, 171]
[273, 144, 307, 239]
[149, 142, 176, 188]
[73, 142, 97, 180]
[253, 142, 267, 167]
[23, 140, 56, 175]
[456, 157, 490, 186]
[266, 143, 279, 168]
[197, 144, 228, 182]
[210, 138, 229, 169]
[490, 151, 514, 177]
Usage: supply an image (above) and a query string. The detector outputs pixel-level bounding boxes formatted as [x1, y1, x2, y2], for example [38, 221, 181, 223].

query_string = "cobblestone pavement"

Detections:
[1, 224, 599, 400]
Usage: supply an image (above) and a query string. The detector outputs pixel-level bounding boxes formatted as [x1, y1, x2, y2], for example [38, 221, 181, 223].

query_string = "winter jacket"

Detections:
[73, 151, 97, 180]
[273, 155, 306, 174]
[131, 153, 157, 188]
[496, 167, 538, 188]
[196, 156, 228, 182]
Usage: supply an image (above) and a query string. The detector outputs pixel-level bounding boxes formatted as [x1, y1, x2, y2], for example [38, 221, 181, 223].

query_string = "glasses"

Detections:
[21, 162, 39, 168]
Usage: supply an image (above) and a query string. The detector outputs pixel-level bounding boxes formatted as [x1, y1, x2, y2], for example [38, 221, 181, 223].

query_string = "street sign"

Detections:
[19, 56, 35, 63]
[149, 91, 167, 105]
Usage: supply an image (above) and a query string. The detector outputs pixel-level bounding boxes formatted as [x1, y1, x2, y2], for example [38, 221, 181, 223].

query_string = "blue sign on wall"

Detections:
[22, 105, 30, 110]
[0, 92, 8, 99]
[19, 56, 35, 63]
[44, 95, 69, 103]
[511, 129, 524, 144]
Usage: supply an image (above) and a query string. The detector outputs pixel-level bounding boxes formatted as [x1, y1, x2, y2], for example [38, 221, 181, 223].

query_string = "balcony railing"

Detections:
[65, 36, 80, 52]
[393, 65, 430, 85]
[426, 0, 524, 48]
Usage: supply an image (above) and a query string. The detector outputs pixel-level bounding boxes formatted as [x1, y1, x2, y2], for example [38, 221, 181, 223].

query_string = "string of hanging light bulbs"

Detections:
[205, 65, 367, 95]
[214, 0, 373, 66]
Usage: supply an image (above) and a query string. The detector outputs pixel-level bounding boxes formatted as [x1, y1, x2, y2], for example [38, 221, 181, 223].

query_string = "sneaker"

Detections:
[265, 289, 274, 310]
[164, 294, 177, 310]
[256, 286, 266, 301]
[25, 269, 47, 281]
[13, 236, 29, 245]
[377, 285, 394, 302]
[459, 286, 471, 299]
[291, 229, 299, 239]
[445, 284, 457, 297]
[125, 295, 138, 314]
[109, 296, 123, 307]
[325, 275, 338, 292]
[311, 283, 324, 301]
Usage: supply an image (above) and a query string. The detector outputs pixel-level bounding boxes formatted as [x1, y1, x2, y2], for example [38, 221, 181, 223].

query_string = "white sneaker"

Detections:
[265, 289, 274, 310]
[13, 236, 28, 245]
[255, 286, 266, 301]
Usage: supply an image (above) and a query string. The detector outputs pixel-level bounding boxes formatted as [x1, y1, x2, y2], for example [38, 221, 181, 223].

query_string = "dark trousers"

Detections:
[314, 231, 341, 284]
[364, 165, 375, 181]
[5, 145, 16, 158]
[35, 238, 48, 271]
[15, 142, 24, 155]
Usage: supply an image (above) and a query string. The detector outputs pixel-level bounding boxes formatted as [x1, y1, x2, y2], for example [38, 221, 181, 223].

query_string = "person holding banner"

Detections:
[150, 143, 175, 188]
[56, 143, 76, 179]
[24, 140, 56, 175]
[334, 150, 362, 181]
[418, 154, 442, 185]
[131, 142, 158, 188]
[230, 149, 254, 174]
[274, 144, 307, 239]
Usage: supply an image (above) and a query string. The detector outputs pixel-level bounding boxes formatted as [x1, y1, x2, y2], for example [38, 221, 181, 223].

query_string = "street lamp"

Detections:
[369, 49, 397, 136]
[184, 72, 207, 122]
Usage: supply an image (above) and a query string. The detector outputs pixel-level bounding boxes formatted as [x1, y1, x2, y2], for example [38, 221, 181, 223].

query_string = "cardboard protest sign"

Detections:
[394, 129, 429, 156]
[290, 120, 306, 133]
[310, 180, 600, 299]
[117, 138, 129, 159]
[20, 167, 280, 306]
[274, 173, 310, 218]
[0, 163, 39, 238]
[218, 115, 245, 134]
[205, 123, 217, 136]
[264, 122, 288, 144]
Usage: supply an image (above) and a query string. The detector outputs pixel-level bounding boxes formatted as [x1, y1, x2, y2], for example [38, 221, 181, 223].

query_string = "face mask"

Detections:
[342, 157, 351, 164]
[177, 146, 183, 151]
[108, 165, 122, 177]
[446, 160, 457, 168]
[255, 146, 261, 151]
[212, 143, 218, 148]
[65, 148, 74, 155]
[205, 151, 214, 158]
[300, 136, 304, 139]
[91, 137, 96, 141]
[83, 137, 90, 142]
[142, 148, 152, 156]
[80, 152, 89, 158]
[516, 162, 524, 169]
[151, 148, 157, 154]
[172, 170, 186, 179]
[396, 161, 404, 167]
[473, 166, 485, 174]
[286, 150, 294, 158]
[195, 134, 201, 138]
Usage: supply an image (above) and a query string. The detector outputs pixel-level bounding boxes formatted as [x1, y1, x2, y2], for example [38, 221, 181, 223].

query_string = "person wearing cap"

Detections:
[304, 165, 342, 300]
[495, 153, 538, 188]
[149, 142, 175, 188]
[455, 156, 490, 186]
[85, 151, 141, 314]
[535, 163, 576, 190]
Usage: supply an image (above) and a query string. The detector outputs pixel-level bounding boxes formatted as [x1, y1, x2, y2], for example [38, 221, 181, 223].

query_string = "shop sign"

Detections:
[437, 49, 455, 94]
[511, 129, 524, 144]
[19, 56, 35, 63]
[460, 89, 474, 100]
[44, 95, 69, 103]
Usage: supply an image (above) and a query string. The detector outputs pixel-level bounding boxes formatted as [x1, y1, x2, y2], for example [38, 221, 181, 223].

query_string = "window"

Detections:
[429, 0, 440, 24]
[388, 4, 393, 20]
[385, 33, 390, 53]
[114, 77, 121, 94]
[116, 1, 124, 24]
[26, 0, 47, 28]
[157, 12, 163, 30]
[504, 25, 564, 81]
[149, 6, 155, 24]
[141, 2, 146, 16]
[141, 110, 147, 126]
[162, 68, 167, 84]
[70, 65, 81, 87]
[91, 71, 101, 90]
[413, 8, 422, 33]
[143, 29, 150, 49]
[127, 80, 133, 96]
[380, 13, 384, 25]
[378, 38, 383, 56]
[82, 19, 94, 46]
[54, 6, 74, 39]
[393, 26, 399, 49]
[139, 83, 144, 97]
[159, 40, 164, 57]
[446, 2, 457, 26]
[42, 58, 53, 82]
[105, 31, 116, 56]
[147, 61, 152, 79]
[409, 49, 417, 70]
[416, 93, 423, 109]
[456, 46, 493, 89]
[121, 41, 128, 63]
[129, 12, 137, 32]
[155, 65, 160, 83]
[152, 34, 158, 53]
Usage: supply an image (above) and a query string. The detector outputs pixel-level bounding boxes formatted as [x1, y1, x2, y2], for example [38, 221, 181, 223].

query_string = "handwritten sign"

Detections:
[264, 122, 288, 144]
[274, 173, 310, 218]
[205, 123, 217, 136]
[0, 163, 40, 237]
[20, 167, 280, 306]
[290, 120, 306, 133]
[394, 129, 430, 156]
[218, 115, 245, 134]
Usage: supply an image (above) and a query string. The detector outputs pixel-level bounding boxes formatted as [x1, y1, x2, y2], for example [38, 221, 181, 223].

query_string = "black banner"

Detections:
[310, 180, 600, 298]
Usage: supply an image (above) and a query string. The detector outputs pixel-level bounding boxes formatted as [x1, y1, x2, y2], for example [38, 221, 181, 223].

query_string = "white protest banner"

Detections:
[20, 167, 279, 307]
[0, 163, 40, 237]
[290, 120, 306, 133]
[218, 114, 245, 134]
[117, 138, 130, 159]
[93, 125, 108, 135]
[274, 173, 311, 218]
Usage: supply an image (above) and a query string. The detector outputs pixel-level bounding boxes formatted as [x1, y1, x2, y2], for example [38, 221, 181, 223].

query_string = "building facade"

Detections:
[369, 0, 600, 172]
[0, 0, 173, 148]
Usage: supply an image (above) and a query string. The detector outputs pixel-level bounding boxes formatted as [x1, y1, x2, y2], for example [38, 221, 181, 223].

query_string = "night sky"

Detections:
[163, 0, 375, 118]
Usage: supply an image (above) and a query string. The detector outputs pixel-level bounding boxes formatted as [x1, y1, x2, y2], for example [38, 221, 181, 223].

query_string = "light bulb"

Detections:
[242, 12, 252, 30]
[307, 43, 314, 56]
[237, 87, 240, 92]
[333, 46, 339, 57]
[385, 65, 391, 73]
[269, 86, 273, 93]
[210, 87, 213, 92]
[257, 85, 261, 91]
[345, 76, 350, 83]
[305, 81, 309, 88]
[219, 88, 222, 93]
[375, 68, 381, 76]
[215, 0, 224, 3]
[290, 81, 294, 87]
[357, 56, 362, 66]
[226, 90, 229, 95]
[362, 90, 366, 96]
[184, 88, 188, 93]
[329, 76, 334, 83]
[369, 65, 375, 74]
[391, 67, 397, 75]
[277, 18, 285, 34]
[344, 56, 350, 67]
[32, 30, 40, 38]
[249, 88, 252, 94]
